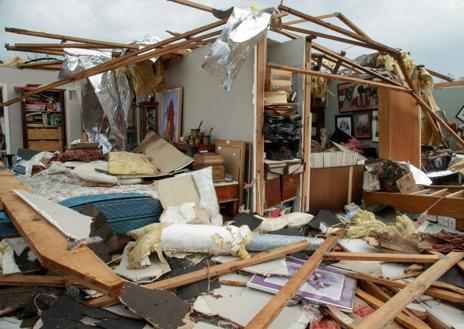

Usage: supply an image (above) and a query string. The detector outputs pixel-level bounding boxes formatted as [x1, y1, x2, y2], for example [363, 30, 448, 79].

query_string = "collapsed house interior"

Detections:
[0, 0, 463, 328]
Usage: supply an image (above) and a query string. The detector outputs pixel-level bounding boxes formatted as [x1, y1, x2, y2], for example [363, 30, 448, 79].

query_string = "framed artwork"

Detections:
[335, 115, 353, 136]
[353, 111, 372, 139]
[338, 82, 378, 112]
[456, 105, 464, 123]
[159, 87, 183, 143]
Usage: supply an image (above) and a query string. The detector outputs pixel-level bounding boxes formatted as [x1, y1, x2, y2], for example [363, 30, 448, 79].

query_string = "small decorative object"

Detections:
[159, 87, 183, 143]
[338, 82, 378, 112]
[371, 110, 379, 142]
[335, 115, 353, 136]
[456, 104, 464, 123]
[353, 111, 372, 139]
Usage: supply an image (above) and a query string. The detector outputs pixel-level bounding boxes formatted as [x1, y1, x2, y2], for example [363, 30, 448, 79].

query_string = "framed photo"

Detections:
[456, 105, 464, 123]
[335, 115, 353, 136]
[338, 82, 378, 112]
[159, 87, 183, 143]
[353, 111, 372, 139]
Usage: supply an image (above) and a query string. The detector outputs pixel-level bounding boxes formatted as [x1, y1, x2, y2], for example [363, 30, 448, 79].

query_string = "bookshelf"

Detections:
[17, 86, 66, 152]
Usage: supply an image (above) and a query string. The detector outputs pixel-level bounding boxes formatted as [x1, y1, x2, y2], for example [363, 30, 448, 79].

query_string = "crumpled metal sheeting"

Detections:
[60, 48, 132, 150]
[201, 7, 271, 90]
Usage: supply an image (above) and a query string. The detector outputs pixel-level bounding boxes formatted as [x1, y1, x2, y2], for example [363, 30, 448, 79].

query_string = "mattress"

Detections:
[0, 192, 162, 238]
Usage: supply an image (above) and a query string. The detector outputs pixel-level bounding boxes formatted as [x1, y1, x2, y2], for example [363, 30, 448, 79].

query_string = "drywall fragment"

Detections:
[193, 285, 311, 329]
[13, 189, 92, 240]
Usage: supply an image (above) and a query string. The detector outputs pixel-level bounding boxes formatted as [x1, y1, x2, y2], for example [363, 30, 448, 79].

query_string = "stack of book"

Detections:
[310, 151, 359, 169]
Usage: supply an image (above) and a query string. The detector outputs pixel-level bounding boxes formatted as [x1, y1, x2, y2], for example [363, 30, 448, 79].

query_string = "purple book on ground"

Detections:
[247, 257, 356, 311]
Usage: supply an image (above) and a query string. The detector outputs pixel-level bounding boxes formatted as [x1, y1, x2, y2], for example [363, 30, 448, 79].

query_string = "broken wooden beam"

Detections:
[0, 274, 82, 287]
[10, 42, 131, 49]
[0, 170, 124, 296]
[284, 12, 339, 25]
[1, 19, 226, 107]
[267, 63, 410, 92]
[311, 42, 403, 87]
[5, 27, 139, 49]
[323, 252, 441, 263]
[167, 0, 213, 12]
[426, 68, 453, 82]
[336, 13, 370, 39]
[355, 288, 431, 329]
[355, 252, 464, 329]
[278, 4, 398, 55]
[244, 231, 345, 329]
[349, 272, 464, 304]
[87, 240, 311, 307]
[433, 80, 464, 89]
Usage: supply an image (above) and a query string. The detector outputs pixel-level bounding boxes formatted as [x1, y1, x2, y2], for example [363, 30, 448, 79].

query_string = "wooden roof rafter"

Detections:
[5, 27, 139, 50]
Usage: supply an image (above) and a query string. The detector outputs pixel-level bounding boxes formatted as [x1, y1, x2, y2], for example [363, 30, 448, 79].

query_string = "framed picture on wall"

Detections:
[159, 87, 183, 143]
[456, 105, 464, 123]
[338, 82, 378, 112]
[335, 114, 353, 136]
[353, 111, 372, 139]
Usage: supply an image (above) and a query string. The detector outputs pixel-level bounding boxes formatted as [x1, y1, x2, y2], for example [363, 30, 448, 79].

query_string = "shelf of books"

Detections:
[17, 86, 66, 152]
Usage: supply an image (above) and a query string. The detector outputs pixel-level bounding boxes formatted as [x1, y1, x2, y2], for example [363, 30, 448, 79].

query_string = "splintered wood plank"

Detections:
[355, 288, 431, 329]
[355, 252, 464, 329]
[349, 272, 464, 304]
[87, 240, 311, 307]
[245, 231, 345, 329]
[363, 191, 464, 221]
[0, 171, 123, 296]
[0, 274, 82, 287]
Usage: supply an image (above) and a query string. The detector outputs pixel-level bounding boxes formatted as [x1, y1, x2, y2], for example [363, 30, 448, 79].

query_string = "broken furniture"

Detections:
[310, 165, 364, 213]
[364, 185, 464, 231]
[214, 181, 239, 215]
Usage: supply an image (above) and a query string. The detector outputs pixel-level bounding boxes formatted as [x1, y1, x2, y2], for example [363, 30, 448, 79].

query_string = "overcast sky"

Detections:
[1, 0, 463, 78]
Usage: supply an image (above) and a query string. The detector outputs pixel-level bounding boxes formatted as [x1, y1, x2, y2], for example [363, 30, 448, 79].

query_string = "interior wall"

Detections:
[0, 67, 81, 155]
[164, 46, 255, 142]
[433, 86, 464, 126]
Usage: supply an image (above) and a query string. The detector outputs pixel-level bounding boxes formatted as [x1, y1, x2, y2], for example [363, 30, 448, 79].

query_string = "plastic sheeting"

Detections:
[201, 7, 272, 90]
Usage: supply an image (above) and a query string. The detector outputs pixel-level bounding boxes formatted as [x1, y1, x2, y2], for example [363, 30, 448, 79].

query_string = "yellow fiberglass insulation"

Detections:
[400, 51, 416, 80]
[347, 210, 416, 239]
[376, 54, 395, 72]
[418, 67, 434, 95]
[311, 76, 328, 104]
[108, 151, 158, 176]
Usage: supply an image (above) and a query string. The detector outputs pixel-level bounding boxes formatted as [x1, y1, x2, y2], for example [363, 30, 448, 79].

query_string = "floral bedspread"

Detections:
[18, 173, 158, 203]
